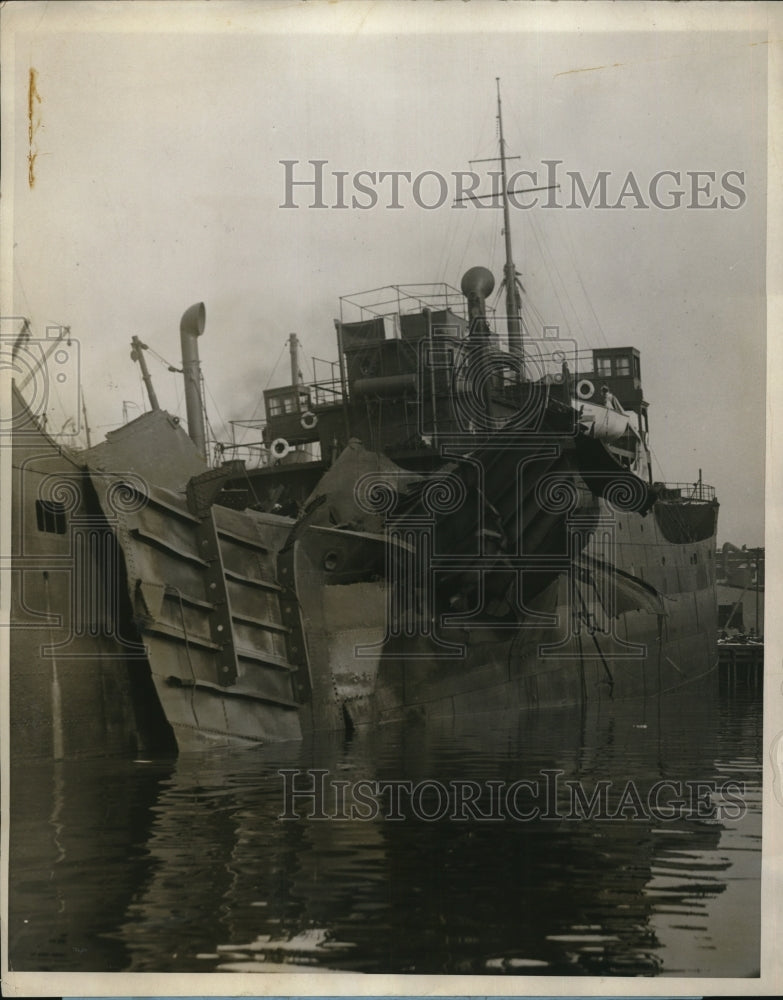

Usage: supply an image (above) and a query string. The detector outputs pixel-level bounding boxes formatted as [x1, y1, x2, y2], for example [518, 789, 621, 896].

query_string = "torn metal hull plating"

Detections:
[294, 498, 719, 731]
[9, 403, 719, 755]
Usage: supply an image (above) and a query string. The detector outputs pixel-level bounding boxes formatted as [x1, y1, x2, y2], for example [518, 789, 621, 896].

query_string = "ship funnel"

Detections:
[461, 266, 495, 335]
[461, 266, 495, 301]
[180, 302, 207, 460]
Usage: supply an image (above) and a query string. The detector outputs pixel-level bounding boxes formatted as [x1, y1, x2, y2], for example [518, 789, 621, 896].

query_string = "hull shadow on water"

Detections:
[9, 681, 761, 977]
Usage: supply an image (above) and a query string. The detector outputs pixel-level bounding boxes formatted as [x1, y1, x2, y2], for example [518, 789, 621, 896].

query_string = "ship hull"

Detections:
[9, 389, 719, 756]
[8, 389, 175, 760]
[296, 500, 719, 729]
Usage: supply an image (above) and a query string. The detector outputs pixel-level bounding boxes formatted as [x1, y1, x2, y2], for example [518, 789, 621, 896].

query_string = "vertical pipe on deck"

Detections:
[180, 302, 207, 461]
[423, 307, 438, 448]
[334, 319, 351, 444]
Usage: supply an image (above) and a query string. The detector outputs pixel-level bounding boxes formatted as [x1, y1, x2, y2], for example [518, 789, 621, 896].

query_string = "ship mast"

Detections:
[458, 82, 558, 361]
[496, 78, 523, 359]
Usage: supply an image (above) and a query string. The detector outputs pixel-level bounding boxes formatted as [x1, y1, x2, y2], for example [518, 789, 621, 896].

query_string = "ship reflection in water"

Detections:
[9, 686, 760, 978]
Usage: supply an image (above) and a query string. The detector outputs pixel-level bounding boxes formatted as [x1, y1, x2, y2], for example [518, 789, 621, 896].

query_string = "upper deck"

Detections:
[252, 281, 662, 476]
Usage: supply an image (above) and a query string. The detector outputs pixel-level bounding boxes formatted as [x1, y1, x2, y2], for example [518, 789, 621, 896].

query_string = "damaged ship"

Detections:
[7, 89, 719, 756]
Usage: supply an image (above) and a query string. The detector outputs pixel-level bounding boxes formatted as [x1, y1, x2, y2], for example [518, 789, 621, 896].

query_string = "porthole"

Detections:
[35, 499, 66, 534]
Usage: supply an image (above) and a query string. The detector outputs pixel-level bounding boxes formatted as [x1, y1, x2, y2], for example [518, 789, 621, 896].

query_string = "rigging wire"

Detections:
[437, 91, 501, 285]
[505, 100, 611, 352]
[234, 337, 289, 447]
[500, 100, 587, 345]
[488, 208, 501, 289]
[203, 377, 231, 452]
[437, 189, 486, 291]
[453, 206, 484, 291]
[171, 365, 184, 420]
[132, 339, 185, 419]
[144, 343, 182, 373]
[556, 212, 611, 348]
[647, 442, 668, 482]
[12, 262, 34, 322]
[137, 366, 146, 414]
[435, 190, 464, 286]
[520, 292, 551, 334]
[525, 207, 591, 346]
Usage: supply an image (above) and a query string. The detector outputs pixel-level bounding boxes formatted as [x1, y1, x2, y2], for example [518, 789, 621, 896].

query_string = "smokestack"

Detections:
[461, 266, 495, 340]
[180, 302, 207, 460]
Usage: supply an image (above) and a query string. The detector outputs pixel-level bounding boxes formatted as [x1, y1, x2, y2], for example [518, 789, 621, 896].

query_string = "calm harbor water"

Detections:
[9, 684, 761, 978]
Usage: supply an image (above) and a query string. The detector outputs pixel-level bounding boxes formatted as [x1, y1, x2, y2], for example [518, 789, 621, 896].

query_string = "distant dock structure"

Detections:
[718, 640, 763, 692]
[716, 541, 763, 693]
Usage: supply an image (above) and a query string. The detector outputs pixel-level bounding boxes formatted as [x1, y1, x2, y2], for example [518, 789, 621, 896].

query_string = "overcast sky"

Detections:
[1, 1, 775, 546]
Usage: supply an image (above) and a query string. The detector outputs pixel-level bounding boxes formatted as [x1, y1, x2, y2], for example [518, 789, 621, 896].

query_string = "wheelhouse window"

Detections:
[266, 386, 311, 418]
[596, 357, 612, 376]
[615, 356, 631, 376]
[36, 499, 67, 534]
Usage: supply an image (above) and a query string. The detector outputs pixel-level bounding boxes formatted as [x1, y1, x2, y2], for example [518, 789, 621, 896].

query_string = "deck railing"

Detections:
[654, 481, 716, 502]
